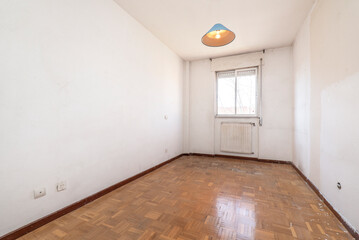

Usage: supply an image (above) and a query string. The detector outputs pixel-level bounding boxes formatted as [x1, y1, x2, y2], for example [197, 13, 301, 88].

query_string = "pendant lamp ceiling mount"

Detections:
[201, 23, 235, 47]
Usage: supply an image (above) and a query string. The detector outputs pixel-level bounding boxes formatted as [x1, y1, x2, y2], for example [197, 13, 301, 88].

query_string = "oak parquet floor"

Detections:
[19, 156, 354, 239]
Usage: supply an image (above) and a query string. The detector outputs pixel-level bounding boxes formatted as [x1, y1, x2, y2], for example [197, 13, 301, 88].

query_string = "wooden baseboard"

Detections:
[2, 153, 357, 240]
[290, 163, 359, 240]
[189, 152, 291, 164]
[0, 154, 185, 240]
[190, 152, 358, 239]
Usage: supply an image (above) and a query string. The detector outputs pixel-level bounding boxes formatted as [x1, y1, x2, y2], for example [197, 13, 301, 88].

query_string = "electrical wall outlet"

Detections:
[165, 148, 168, 153]
[34, 188, 46, 199]
[57, 181, 66, 192]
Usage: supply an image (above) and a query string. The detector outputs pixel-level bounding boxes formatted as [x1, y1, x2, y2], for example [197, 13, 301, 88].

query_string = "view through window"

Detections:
[217, 67, 258, 116]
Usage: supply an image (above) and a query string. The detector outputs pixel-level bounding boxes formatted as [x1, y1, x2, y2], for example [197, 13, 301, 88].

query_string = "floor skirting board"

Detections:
[290, 163, 359, 239]
[188, 152, 358, 239]
[1, 153, 357, 239]
[0, 154, 185, 240]
[188, 152, 291, 164]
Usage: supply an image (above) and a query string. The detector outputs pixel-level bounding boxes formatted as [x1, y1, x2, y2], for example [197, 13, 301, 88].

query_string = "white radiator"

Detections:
[220, 122, 254, 154]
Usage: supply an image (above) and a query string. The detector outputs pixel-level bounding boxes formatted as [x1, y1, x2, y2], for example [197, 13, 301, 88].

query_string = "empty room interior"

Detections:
[1, 0, 359, 239]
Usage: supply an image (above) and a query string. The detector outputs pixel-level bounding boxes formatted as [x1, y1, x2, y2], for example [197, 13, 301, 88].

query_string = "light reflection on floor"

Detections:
[214, 194, 256, 239]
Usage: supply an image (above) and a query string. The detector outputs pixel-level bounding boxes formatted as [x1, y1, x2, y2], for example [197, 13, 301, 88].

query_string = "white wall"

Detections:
[0, 0, 184, 236]
[188, 59, 215, 154]
[293, 14, 311, 177]
[183, 61, 190, 153]
[259, 48, 293, 161]
[188, 47, 293, 161]
[293, 0, 359, 233]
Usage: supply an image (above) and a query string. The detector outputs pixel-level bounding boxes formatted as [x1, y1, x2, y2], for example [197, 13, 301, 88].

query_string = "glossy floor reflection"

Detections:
[20, 156, 354, 239]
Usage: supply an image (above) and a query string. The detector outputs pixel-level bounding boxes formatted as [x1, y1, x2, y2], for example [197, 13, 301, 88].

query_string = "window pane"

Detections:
[217, 72, 235, 115]
[236, 69, 257, 115]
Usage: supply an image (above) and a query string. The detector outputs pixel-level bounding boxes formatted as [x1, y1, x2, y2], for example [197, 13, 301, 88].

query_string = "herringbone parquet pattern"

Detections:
[19, 156, 354, 239]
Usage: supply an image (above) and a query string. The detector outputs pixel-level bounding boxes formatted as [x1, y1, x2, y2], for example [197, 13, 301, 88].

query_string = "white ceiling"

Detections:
[114, 0, 314, 60]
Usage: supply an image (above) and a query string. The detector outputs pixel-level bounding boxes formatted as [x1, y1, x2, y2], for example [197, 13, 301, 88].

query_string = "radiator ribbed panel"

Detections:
[220, 122, 253, 154]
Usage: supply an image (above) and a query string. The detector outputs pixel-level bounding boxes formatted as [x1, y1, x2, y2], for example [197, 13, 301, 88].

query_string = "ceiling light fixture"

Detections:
[201, 23, 235, 47]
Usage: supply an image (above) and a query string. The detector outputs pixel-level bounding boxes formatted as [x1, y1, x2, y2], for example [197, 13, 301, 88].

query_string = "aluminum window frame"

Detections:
[216, 66, 259, 118]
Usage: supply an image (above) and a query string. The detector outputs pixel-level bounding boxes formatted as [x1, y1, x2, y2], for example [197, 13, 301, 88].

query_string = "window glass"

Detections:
[217, 68, 258, 116]
[217, 71, 235, 115]
[236, 69, 257, 115]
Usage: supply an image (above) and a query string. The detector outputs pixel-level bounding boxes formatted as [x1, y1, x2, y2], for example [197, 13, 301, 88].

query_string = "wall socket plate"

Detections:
[34, 188, 46, 199]
[57, 181, 66, 192]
